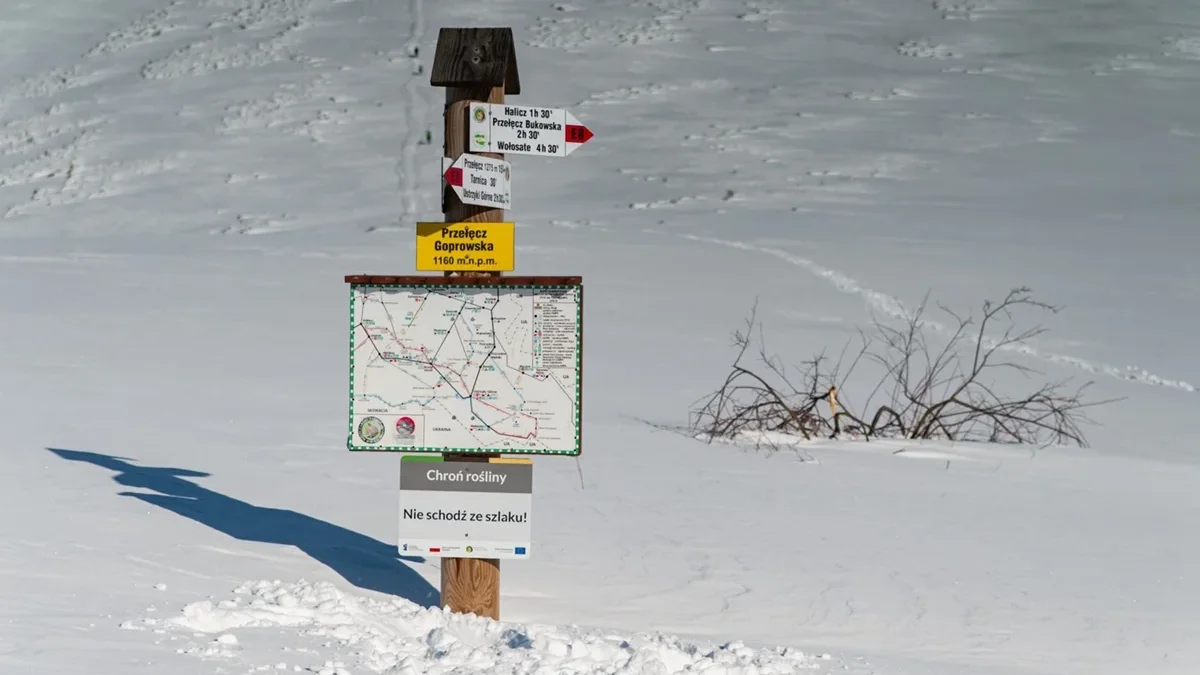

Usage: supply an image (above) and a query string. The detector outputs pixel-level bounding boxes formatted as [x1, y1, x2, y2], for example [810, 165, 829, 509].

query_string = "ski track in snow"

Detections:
[678, 233, 1197, 393]
[395, 0, 426, 222]
[144, 579, 830, 674]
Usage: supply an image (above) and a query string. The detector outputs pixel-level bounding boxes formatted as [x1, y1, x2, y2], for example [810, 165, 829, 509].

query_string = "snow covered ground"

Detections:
[2, 0, 1199, 673]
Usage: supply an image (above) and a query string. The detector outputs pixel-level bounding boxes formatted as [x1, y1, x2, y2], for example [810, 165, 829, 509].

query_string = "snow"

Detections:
[147, 579, 825, 674]
[1, 0, 1198, 674]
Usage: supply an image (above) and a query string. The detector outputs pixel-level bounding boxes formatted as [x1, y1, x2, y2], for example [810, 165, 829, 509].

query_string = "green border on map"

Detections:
[347, 282, 583, 456]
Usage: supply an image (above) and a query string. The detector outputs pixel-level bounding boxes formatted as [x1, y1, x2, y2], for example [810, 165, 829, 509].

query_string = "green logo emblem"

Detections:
[357, 416, 385, 444]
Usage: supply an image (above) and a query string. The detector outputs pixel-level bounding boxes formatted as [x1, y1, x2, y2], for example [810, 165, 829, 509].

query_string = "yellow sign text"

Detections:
[415, 221, 515, 272]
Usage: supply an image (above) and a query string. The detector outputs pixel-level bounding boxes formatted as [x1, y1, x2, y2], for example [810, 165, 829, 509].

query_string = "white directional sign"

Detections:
[469, 102, 594, 158]
[442, 154, 511, 209]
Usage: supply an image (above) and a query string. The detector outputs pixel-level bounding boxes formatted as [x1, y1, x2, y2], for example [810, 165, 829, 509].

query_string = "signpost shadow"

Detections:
[46, 447, 438, 608]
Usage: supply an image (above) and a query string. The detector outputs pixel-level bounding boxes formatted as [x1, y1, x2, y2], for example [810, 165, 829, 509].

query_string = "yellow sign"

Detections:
[415, 221, 515, 272]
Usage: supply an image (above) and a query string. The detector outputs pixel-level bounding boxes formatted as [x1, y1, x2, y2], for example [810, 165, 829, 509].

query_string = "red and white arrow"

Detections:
[441, 154, 511, 210]
[468, 102, 595, 158]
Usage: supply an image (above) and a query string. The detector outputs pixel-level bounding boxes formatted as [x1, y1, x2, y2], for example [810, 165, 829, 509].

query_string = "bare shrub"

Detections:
[689, 288, 1116, 450]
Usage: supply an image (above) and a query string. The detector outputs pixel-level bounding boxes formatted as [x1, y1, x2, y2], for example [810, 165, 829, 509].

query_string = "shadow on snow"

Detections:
[47, 447, 438, 608]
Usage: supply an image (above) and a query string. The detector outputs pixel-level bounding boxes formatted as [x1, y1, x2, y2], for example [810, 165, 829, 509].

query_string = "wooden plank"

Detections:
[438, 452, 502, 619]
[432, 26, 514, 622]
[440, 557, 501, 617]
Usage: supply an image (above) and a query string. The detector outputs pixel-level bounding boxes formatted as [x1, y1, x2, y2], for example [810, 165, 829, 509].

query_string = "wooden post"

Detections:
[429, 26, 521, 622]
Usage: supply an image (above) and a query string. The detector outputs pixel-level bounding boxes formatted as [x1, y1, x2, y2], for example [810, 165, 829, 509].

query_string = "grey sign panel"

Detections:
[400, 460, 532, 494]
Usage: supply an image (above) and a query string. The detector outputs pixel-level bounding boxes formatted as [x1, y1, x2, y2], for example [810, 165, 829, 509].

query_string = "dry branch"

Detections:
[689, 288, 1115, 449]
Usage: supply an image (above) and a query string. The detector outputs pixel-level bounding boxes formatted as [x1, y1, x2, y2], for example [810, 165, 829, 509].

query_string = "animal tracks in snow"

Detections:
[678, 119, 857, 159]
[735, 0, 805, 32]
[931, 0, 985, 21]
[207, 0, 314, 31]
[218, 75, 350, 142]
[930, 0, 1027, 22]
[737, 1, 783, 24]
[526, 0, 702, 50]
[140, 22, 305, 80]
[797, 155, 929, 183]
[133, 0, 316, 79]
[0, 0, 346, 227]
[897, 40, 959, 60]
[2, 66, 108, 103]
[576, 80, 730, 108]
[629, 195, 711, 210]
[1164, 35, 1200, 60]
[215, 213, 298, 235]
[844, 88, 919, 102]
[4, 157, 180, 219]
[527, 15, 683, 50]
[84, 8, 181, 58]
[0, 112, 101, 158]
[0, 111, 105, 216]
[548, 218, 608, 233]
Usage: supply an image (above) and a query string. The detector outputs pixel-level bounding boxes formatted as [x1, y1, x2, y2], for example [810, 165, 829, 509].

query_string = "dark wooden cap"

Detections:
[430, 27, 520, 95]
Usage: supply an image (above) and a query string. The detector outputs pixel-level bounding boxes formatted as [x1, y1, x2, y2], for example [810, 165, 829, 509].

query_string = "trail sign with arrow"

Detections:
[442, 154, 512, 209]
[468, 102, 594, 158]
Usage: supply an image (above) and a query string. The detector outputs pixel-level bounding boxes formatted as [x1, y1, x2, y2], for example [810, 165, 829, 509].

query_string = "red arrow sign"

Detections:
[565, 124, 594, 145]
[443, 166, 463, 187]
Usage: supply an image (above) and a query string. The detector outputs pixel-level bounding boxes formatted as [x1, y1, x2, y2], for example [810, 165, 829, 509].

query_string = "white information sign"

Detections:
[442, 153, 511, 209]
[399, 457, 532, 560]
[468, 102, 594, 158]
[347, 281, 583, 456]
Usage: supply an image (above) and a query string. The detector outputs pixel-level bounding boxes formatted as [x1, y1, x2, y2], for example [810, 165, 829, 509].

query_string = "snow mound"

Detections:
[159, 580, 824, 674]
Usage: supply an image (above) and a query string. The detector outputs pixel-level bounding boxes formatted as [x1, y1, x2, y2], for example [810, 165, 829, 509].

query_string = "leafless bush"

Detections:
[689, 288, 1115, 450]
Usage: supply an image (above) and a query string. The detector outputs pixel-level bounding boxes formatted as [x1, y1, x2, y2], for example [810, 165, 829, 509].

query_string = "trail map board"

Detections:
[346, 277, 583, 455]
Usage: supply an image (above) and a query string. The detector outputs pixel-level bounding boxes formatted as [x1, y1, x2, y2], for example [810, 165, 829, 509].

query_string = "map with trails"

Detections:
[348, 282, 582, 455]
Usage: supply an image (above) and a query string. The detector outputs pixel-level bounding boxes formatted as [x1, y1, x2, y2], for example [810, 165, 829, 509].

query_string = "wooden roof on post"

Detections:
[429, 27, 521, 95]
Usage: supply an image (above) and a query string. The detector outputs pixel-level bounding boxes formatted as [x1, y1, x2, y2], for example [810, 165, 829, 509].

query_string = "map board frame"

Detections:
[344, 275, 583, 456]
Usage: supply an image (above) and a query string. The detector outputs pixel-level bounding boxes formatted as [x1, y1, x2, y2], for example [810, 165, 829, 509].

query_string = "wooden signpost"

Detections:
[344, 26, 592, 622]
[434, 26, 516, 622]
